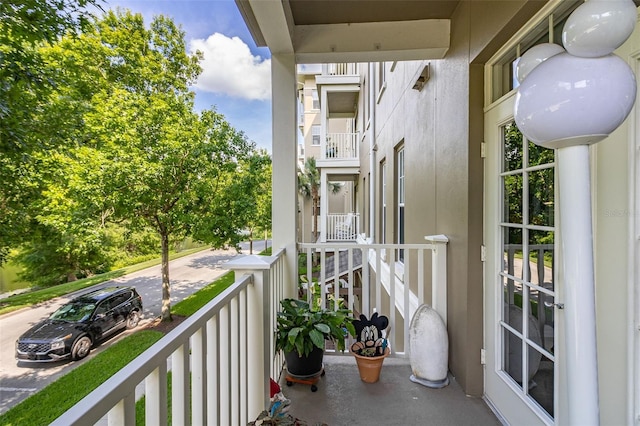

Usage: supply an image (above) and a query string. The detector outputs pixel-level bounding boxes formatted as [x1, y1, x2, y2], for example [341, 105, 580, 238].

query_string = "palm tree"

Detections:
[298, 157, 341, 240]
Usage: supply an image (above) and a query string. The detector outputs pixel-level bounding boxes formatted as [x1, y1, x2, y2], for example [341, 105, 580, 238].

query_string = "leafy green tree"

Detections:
[255, 160, 272, 250]
[0, 0, 103, 265]
[231, 150, 271, 254]
[298, 157, 341, 241]
[0, 0, 103, 151]
[5, 9, 196, 280]
[15, 148, 115, 286]
[90, 88, 253, 320]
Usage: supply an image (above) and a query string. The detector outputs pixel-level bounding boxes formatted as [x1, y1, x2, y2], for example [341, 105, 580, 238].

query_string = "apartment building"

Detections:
[242, 0, 640, 424]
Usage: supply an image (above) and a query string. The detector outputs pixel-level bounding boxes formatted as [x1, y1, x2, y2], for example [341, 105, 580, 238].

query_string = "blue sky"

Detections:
[102, 0, 273, 151]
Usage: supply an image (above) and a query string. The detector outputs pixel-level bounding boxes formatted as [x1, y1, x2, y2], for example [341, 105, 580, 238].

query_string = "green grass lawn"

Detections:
[172, 272, 235, 316]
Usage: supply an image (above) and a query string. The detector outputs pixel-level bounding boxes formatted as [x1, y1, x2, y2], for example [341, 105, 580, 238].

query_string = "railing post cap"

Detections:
[425, 234, 449, 244]
[224, 255, 274, 271]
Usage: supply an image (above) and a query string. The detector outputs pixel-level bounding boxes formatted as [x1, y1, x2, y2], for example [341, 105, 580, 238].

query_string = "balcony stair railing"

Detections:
[298, 235, 449, 355]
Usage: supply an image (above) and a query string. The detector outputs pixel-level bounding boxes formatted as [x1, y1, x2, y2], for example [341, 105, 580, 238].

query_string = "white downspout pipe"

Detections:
[369, 62, 376, 241]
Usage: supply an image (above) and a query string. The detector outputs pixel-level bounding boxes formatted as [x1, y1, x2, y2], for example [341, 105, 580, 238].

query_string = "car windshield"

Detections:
[50, 299, 96, 322]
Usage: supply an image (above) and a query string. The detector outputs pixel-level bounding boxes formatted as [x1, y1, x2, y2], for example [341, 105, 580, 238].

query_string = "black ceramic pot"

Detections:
[284, 346, 324, 378]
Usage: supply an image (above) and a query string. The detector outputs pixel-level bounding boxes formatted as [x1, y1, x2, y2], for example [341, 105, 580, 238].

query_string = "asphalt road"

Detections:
[0, 240, 269, 415]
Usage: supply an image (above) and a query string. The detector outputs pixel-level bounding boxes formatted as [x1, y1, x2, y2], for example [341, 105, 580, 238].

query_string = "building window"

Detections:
[377, 62, 387, 103]
[489, 2, 579, 103]
[311, 125, 320, 145]
[363, 77, 369, 128]
[500, 122, 555, 418]
[380, 160, 386, 244]
[378, 62, 386, 92]
[396, 146, 404, 262]
[311, 89, 319, 110]
[363, 175, 368, 235]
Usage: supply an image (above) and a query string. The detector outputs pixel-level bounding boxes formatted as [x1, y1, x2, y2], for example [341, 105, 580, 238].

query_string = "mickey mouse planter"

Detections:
[350, 312, 390, 383]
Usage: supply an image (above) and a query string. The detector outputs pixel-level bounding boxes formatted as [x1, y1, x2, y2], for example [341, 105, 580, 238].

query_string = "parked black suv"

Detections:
[16, 286, 143, 362]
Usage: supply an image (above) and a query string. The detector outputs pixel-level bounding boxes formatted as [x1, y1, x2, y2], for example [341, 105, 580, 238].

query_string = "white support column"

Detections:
[425, 235, 449, 326]
[271, 53, 298, 299]
[320, 168, 328, 242]
[558, 145, 599, 425]
[321, 86, 328, 161]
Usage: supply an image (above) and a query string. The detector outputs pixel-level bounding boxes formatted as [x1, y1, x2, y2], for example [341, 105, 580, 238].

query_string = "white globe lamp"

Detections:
[562, 0, 637, 58]
[514, 53, 636, 149]
[515, 43, 565, 84]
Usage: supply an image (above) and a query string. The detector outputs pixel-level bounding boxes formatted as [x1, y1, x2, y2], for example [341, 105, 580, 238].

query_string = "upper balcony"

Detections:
[317, 131, 359, 168]
[316, 63, 360, 86]
[314, 64, 360, 169]
[325, 212, 359, 242]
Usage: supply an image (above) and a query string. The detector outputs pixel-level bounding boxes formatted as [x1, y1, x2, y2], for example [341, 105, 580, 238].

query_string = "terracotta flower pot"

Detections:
[352, 347, 390, 383]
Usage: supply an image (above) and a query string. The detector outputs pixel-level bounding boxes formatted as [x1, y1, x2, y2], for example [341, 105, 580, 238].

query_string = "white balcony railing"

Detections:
[298, 235, 449, 356]
[51, 249, 286, 426]
[326, 213, 359, 241]
[323, 132, 359, 161]
[323, 63, 359, 76]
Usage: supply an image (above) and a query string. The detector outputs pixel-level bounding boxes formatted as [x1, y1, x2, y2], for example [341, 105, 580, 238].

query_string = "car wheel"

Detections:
[126, 311, 140, 329]
[71, 336, 92, 360]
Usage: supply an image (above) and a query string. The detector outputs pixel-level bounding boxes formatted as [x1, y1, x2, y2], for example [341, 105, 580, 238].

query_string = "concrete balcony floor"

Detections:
[278, 355, 501, 425]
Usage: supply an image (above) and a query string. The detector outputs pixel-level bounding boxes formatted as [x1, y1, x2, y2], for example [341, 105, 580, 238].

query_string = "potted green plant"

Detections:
[275, 298, 355, 384]
[350, 312, 390, 383]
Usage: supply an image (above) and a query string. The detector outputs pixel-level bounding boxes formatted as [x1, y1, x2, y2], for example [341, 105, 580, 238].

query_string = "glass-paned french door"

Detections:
[500, 122, 556, 418]
[484, 90, 557, 425]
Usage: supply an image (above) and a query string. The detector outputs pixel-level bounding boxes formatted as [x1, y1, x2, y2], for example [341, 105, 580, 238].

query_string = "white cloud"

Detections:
[190, 33, 271, 101]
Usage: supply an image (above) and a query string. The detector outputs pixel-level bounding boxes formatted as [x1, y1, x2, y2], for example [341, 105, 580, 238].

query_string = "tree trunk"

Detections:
[264, 229, 268, 251]
[249, 228, 253, 254]
[160, 232, 172, 322]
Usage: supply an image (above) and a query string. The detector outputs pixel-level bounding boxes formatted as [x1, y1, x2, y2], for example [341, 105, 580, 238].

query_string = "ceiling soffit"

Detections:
[327, 92, 358, 115]
[237, 0, 456, 62]
[288, 0, 459, 25]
